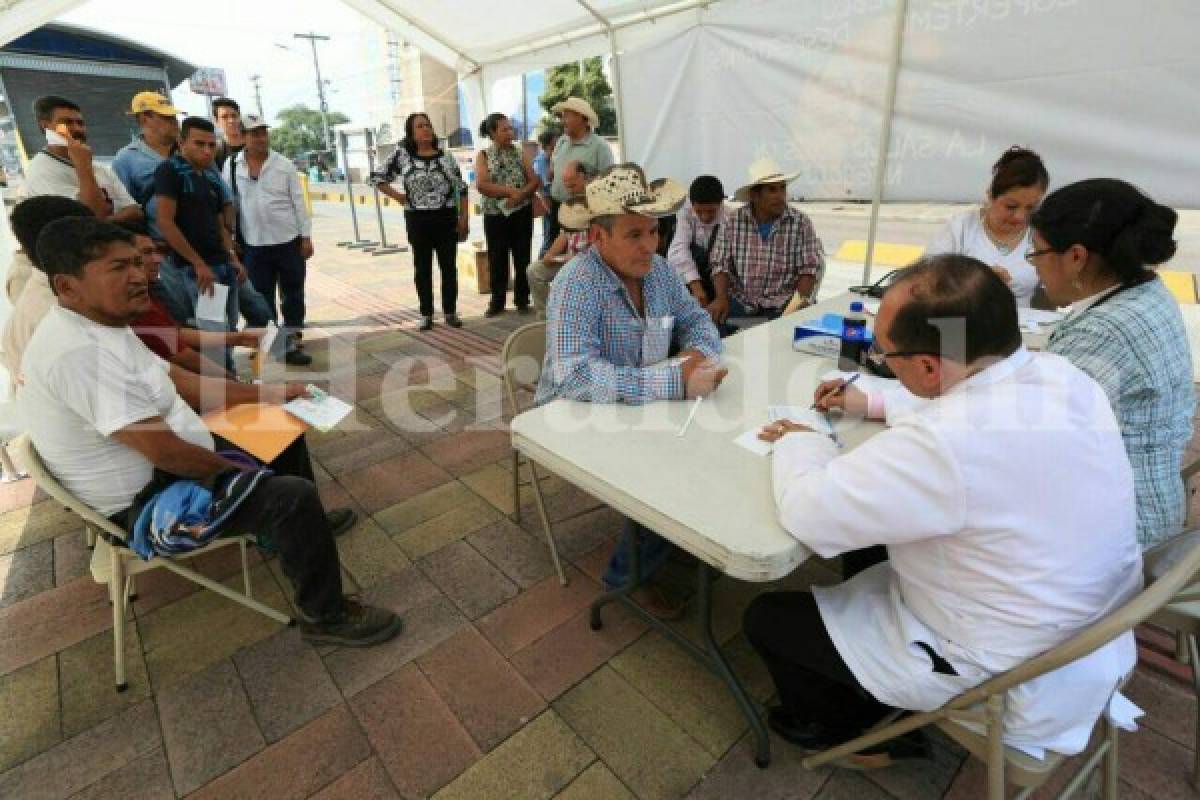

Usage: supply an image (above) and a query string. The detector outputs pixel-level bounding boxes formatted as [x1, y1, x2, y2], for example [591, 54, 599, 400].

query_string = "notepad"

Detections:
[283, 393, 353, 433]
[195, 283, 230, 323]
[203, 403, 307, 463]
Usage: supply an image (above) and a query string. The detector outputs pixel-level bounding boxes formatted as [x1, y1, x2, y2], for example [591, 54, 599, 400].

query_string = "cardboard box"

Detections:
[457, 242, 513, 295]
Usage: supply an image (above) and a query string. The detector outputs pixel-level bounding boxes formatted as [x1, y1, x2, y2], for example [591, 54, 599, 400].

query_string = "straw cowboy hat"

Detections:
[733, 157, 800, 202]
[558, 163, 686, 230]
[551, 97, 600, 130]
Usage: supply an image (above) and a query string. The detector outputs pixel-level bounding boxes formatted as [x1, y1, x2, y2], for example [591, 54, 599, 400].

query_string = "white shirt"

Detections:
[23, 151, 136, 214]
[6, 251, 33, 303]
[772, 348, 1142, 756]
[2, 269, 55, 387]
[221, 150, 312, 247]
[927, 208, 1038, 306]
[20, 307, 214, 516]
[667, 202, 731, 286]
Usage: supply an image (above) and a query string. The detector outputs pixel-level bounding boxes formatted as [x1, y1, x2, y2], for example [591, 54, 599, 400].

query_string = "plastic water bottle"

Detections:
[839, 301, 868, 371]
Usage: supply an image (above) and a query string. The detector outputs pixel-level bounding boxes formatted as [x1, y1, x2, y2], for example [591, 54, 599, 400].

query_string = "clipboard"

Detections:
[202, 402, 308, 463]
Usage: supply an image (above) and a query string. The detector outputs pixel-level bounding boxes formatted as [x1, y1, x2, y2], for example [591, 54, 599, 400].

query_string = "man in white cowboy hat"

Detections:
[707, 158, 825, 328]
[544, 97, 614, 254]
[535, 163, 725, 618]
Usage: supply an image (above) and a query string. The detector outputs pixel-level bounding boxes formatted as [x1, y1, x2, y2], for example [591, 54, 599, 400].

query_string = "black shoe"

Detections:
[284, 349, 313, 366]
[484, 306, 504, 318]
[767, 708, 838, 751]
[445, 313, 462, 328]
[326, 507, 358, 537]
[299, 597, 403, 647]
[516, 304, 533, 315]
[419, 315, 434, 331]
[833, 730, 931, 771]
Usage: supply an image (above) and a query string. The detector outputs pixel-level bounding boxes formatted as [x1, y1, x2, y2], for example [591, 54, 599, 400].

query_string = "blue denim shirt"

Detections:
[113, 137, 231, 239]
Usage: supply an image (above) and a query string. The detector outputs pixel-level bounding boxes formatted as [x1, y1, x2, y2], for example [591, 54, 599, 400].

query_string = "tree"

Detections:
[537, 57, 617, 136]
[269, 104, 350, 159]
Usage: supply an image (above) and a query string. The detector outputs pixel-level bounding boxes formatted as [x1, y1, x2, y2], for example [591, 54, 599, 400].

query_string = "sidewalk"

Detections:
[0, 204, 1195, 799]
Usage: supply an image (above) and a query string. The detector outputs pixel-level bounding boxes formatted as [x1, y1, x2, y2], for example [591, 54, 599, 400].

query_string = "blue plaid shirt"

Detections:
[1048, 277, 1195, 547]
[535, 249, 721, 405]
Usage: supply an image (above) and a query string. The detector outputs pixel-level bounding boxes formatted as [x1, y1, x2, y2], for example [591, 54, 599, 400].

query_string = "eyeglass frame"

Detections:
[866, 341, 940, 367]
[1024, 247, 1057, 265]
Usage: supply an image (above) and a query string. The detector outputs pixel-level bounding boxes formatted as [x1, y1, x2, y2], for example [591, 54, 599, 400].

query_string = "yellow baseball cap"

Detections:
[128, 91, 181, 116]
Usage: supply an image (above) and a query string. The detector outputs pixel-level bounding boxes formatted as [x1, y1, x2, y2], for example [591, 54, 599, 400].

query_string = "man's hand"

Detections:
[261, 382, 311, 404]
[688, 283, 709, 305]
[194, 263, 216, 294]
[993, 266, 1013, 285]
[706, 296, 730, 324]
[300, 238, 314, 260]
[680, 351, 728, 399]
[812, 379, 867, 415]
[457, 217, 469, 243]
[233, 329, 265, 348]
[231, 259, 248, 284]
[757, 419, 815, 443]
[64, 132, 94, 171]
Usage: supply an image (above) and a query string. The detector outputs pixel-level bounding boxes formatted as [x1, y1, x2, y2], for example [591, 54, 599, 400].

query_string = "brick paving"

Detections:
[0, 202, 1196, 798]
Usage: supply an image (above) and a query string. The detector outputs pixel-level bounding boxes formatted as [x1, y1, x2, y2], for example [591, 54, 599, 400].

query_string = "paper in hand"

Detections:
[194, 283, 230, 323]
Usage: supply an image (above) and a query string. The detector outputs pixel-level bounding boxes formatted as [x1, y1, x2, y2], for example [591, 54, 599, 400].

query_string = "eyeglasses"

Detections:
[1024, 247, 1056, 265]
[865, 342, 938, 368]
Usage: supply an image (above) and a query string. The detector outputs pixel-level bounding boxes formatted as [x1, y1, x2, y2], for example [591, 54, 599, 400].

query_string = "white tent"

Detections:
[3, 0, 1200, 280]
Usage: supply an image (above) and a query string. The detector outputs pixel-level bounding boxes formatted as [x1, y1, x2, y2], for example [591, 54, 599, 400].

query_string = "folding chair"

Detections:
[803, 529, 1200, 800]
[501, 322, 567, 586]
[12, 434, 292, 692]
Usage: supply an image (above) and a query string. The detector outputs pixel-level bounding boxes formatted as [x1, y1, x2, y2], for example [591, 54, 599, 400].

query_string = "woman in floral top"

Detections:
[373, 112, 468, 330]
[474, 113, 541, 316]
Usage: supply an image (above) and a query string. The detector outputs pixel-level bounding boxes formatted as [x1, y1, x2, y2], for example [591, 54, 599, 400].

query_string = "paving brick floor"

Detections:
[0, 204, 1196, 798]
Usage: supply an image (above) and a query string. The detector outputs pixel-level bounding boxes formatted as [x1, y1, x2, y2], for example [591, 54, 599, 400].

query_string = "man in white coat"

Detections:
[747, 253, 1142, 768]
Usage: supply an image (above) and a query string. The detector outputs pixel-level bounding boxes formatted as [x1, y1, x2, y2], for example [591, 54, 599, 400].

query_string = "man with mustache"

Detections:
[24, 95, 142, 223]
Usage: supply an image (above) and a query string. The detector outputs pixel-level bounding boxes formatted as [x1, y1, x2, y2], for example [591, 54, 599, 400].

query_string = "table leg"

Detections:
[590, 523, 642, 630]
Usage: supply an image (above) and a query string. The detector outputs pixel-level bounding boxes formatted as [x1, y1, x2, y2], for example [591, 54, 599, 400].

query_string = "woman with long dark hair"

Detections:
[374, 112, 468, 330]
[474, 112, 541, 316]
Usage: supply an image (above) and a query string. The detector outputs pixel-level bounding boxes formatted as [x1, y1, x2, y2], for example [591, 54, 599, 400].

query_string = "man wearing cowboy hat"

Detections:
[708, 158, 825, 328]
[535, 162, 725, 618]
[544, 97, 614, 254]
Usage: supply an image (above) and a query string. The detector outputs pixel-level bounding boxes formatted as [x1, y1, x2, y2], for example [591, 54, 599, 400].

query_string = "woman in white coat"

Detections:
[926, 147, 1049, 306]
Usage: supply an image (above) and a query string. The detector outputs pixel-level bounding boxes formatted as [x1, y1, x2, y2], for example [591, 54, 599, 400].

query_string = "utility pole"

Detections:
[294, 32, 333, 151]
[249, 74, 265, 118]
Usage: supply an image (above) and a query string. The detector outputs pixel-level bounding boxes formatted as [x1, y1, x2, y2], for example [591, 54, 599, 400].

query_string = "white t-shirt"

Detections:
[23, 151, 137, 215]
[19, 306, 214, 515]
[926, 208, 1038, 306]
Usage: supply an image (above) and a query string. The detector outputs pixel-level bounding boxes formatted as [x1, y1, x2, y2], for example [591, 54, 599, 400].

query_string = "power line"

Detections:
[249, 74, 265, 118]
[294, 32, 334, 151]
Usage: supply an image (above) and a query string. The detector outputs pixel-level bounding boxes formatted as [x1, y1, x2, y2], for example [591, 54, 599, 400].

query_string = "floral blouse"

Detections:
[480, 144, 529, 216]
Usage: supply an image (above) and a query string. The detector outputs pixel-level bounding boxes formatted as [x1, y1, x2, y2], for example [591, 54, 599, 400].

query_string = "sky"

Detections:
[60, 0, 394, 128]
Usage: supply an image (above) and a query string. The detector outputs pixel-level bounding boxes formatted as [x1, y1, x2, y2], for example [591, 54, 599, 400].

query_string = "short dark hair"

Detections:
[401, 112, 440, 157]
[478, 113, 507, 140]
[181, 116, 215, 139]
[886, 254, 1021, 364]
[33, 95, 80, 124]
[689, 175, 725, 204]
[989, 146, 1049, 199]
[10, 196, 94, 269]
[37, 218, 136, 292]
[538, 130, 557, 148]
[1030, 178, 1177, 287]
[115, 219, 152, 239]
[211, 97, 240, 116]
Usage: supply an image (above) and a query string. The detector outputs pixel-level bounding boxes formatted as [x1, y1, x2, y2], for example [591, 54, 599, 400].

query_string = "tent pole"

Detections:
[578, 1, 627, 155]
[863, 0, 910, 286]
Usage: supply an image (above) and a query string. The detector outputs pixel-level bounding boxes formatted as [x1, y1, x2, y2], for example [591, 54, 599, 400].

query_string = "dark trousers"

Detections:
[539, 198, 560, 259]
[483, 205, 534, 310]
[744, 591, 893, 741]
[404, 209, 459, 315]
[243, 238, 307, 331]
[214, 434, 343, 620]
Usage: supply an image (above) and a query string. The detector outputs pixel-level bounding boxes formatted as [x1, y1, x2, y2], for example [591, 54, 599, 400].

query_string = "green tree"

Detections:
[269, 104, 350, 159]
[537, 57, 617, 136]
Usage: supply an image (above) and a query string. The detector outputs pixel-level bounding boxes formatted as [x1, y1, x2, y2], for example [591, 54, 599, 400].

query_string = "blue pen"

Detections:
[811, 372, 861, 410]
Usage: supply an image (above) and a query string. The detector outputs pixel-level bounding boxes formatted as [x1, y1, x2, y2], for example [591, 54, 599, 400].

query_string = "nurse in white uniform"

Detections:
[926, 147, 1049, 307]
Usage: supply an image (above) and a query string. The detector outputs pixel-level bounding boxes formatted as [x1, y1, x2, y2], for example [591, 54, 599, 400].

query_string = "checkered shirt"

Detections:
[1048, 277, 1195, 547]
[535, 249, 722, 406]
[709, 204, 824, 310]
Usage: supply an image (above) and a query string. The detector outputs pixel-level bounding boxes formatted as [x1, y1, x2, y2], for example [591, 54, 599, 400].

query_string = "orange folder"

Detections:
[202, 403, 308, 463]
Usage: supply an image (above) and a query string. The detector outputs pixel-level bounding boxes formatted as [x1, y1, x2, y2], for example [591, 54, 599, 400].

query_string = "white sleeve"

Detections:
[287, 168, 312, 237]
[666, 209, 700, 284]
[101, 165, 137, 211]
[772, 422, 965, 557]
[925, 215, 962, 256]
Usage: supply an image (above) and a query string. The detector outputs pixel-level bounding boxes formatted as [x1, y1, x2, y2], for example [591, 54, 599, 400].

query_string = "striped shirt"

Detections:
[1047, 277, 1194, 547]
[709, 204, 824, 310]
[535, 248, 721, 406]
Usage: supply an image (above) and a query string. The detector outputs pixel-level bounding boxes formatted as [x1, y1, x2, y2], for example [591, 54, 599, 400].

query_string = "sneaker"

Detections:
[284, 349, 313, 366]
[299, 597, 404, 647]
[484, 306, 504, 318]
[445, 313, 463, 328]
[326, 507, 358, 537]
[419, 315, 434, 331]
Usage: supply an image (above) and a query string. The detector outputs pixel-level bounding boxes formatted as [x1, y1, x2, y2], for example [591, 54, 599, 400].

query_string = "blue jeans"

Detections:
[720, 295, 783, 338]
[602, 519, 674, 590]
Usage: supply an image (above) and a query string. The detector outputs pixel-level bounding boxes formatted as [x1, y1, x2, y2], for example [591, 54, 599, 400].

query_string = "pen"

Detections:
[811, 372, 861, 409]
[677, 396, 703, 437]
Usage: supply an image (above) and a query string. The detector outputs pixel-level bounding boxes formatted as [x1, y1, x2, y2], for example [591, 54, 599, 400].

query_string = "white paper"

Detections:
[733, 428, 774, 456]
[1017, 306, 1065, 334]
[45, 128, 69, 147]
[195, 283, 230, 323]
[735, 407, 840, 456]
[283, 394, 353, 432]
[258, 321, 279, 356]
